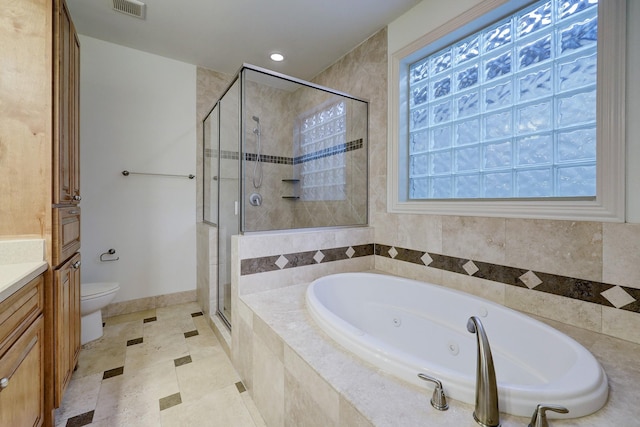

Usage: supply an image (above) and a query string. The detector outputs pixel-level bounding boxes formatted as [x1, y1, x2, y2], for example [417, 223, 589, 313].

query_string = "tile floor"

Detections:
[55, 302, 266, 427]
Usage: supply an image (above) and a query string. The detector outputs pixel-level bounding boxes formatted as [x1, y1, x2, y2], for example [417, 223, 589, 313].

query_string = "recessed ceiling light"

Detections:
[270, 52, 285, 62]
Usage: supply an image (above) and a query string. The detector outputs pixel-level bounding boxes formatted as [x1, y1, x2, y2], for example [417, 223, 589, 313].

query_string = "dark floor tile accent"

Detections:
[127, 337, 143, 346]
[235, 381, 246, 394]
[159, 392, 182, 411]
[103, 366, 124, 380]
[190, 311, 203, 318]
[66, 410, 94, 427]
[143, 316, 157, 323]
[174, 355, 192, 367]
[184, 330, 199, 338]
[102, 322, 105, 327]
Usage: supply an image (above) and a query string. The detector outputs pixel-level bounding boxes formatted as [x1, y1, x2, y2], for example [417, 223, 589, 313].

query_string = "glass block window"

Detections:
[299, 101, 347, 201]
[407, 0, 598, 200]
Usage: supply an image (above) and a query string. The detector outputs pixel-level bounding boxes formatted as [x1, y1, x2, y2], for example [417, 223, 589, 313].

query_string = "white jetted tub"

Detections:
[305, 272, 608, 418]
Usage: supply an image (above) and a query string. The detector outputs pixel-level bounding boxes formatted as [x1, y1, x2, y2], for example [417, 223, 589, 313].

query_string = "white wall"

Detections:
[79, 36, 197, 303]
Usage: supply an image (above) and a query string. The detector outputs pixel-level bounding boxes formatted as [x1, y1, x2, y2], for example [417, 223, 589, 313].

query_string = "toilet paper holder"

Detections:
[100, 248, 120, 262]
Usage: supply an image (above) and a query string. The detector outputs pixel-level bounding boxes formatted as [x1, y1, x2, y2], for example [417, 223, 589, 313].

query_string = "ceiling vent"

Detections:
[112, 0, 146, 19]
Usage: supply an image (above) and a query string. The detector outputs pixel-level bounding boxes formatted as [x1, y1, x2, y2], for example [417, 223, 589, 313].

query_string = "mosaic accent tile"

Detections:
[345, 246, 356, 258]
[127, 337, 143, 346]
[143, 316, 157, 323]
[421, 252, 433, 266]
[235, 381, 247, 394]
[351, 244, 374, 257]
[601, 286, 636, 309]
[313, 250, 325, 264]
[393, 247, 424, 265]
[102, 366, 124, 380]
[428, 253, 468, 275]
[463, 260, 479, 276]
[519, 270, 543, 289]
[159, 392, 182, 411]
[284, 251, 318, 268]
[66, 410, 94, 427]
[241, 255, 282, 275]
[388, 247, 398, 259]
[184, 330, 199, 338]
[174, 355, 193, 367]
[473, 262, 528, 288]
[275, 255, 290, 269]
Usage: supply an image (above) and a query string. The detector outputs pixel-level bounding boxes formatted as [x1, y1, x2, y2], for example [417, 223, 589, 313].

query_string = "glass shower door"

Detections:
[217, 79, 241, 327]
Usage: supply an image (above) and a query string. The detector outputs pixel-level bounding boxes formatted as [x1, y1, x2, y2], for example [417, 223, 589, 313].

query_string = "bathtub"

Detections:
[305, 272, 608, 418]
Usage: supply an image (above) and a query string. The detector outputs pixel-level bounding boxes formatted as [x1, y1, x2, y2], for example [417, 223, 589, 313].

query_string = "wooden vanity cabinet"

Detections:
[0, 275, 45, 427]
[53, 253, 81, 408]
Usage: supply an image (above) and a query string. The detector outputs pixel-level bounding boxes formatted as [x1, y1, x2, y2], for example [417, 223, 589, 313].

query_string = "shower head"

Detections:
[252, 115, 260, 123]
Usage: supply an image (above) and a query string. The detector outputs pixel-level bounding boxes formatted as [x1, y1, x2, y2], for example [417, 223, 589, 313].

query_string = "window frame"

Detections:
[387, 0, 626, 222]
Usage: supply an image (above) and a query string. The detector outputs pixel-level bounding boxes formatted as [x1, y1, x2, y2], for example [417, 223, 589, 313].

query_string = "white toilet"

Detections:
[80, 282, 120, 345]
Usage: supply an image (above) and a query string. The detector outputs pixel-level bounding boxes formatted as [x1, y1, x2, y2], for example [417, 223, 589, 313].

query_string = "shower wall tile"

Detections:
[603, 223, 640, 289]
[442, 216, 506, 265]
[253, 313, 284, 364]
[506, 219, 603, 282]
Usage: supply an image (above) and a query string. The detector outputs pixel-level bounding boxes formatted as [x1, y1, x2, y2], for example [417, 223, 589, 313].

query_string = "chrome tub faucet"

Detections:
[467, 316, 500, 427]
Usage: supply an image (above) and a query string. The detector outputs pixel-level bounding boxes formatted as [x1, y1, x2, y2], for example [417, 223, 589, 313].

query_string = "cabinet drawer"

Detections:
[0, 276, 43, 355]
[0, 315, 44, 427]
[53, 206, 81, 265]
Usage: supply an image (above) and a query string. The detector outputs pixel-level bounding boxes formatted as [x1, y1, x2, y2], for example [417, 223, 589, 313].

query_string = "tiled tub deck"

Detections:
[236, 278, 640, 427]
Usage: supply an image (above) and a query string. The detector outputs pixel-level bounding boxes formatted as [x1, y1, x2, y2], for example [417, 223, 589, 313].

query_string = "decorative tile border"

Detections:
[210, 139, 364, 165]
[240, 242, 640, 314]
[240, 243, 374, 275]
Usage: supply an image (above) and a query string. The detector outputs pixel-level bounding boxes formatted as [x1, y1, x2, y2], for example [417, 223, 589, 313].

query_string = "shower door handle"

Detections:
[234, 201, 239, 216]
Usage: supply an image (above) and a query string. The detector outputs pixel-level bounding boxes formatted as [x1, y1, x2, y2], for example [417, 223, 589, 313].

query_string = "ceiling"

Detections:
[66, 0, 421, 80]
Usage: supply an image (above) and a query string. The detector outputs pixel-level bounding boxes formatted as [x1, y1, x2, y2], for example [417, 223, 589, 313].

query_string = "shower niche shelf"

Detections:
[282, 179, 300, 200]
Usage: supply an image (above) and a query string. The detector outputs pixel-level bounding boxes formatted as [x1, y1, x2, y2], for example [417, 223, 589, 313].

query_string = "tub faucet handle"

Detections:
[528, 404, 569, 427]
[417, 373, 449, 411]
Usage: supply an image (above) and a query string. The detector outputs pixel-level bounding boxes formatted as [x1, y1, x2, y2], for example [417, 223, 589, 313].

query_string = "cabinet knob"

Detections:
[72, 261, 81, 269]
[0, 377, 8, 389]
[72, 195, 82, 201]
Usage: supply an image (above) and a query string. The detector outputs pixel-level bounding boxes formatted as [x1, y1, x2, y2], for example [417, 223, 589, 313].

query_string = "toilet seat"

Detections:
[81, 282, 120, 300]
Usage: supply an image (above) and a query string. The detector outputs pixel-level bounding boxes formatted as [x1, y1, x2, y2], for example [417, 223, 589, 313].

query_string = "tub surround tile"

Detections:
[238, 280, 640, 427]
[506, 219, 603, 282]
[603, 223, 640, 289]
[443, 216, 507, 265]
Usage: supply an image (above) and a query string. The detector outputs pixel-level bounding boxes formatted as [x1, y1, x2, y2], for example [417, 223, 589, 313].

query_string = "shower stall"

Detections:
[202, 65, 369, 328]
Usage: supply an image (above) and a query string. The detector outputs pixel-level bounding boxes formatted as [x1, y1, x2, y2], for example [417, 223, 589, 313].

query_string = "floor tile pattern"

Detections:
[55, 302, 266, 427]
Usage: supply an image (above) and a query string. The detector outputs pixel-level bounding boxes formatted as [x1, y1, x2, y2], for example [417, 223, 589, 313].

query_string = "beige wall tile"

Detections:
[396, 213, 443, 253]
[506, 219, 603, 281]
[505, 285, 602, 332]
[603, 223, 640, 289]
[284, 346, 339, 425]
[602, 306, 640, 344]
[252, 333, 284, 427]
[439, 270, 506, 305]
[442, 216, 506, 265]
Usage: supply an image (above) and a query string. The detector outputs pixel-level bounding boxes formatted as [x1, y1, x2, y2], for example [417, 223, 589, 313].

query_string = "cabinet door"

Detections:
[54, 0, 80, 205]
[54, 253, 81, 407]
[0, 315, 44, 427]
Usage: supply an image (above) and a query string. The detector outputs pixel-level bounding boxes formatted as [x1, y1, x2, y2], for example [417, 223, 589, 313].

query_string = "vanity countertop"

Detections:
[0, 239, 48, 304]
